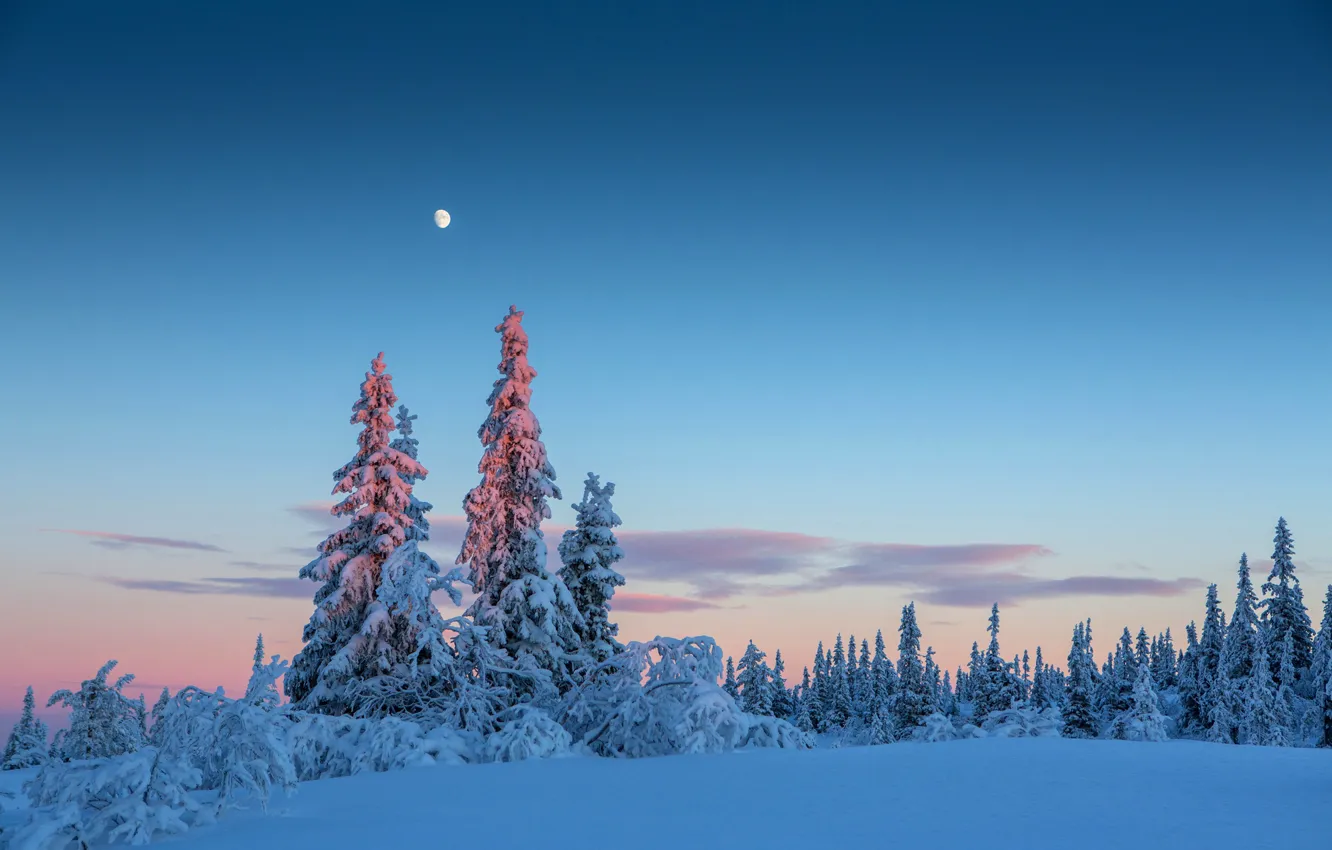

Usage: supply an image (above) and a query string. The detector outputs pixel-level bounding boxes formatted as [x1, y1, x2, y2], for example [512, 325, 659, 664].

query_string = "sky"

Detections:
[2, 0, 1330, 727]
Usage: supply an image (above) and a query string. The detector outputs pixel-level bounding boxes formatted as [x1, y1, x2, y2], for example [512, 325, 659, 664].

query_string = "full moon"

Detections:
[434, 209, 451, 229]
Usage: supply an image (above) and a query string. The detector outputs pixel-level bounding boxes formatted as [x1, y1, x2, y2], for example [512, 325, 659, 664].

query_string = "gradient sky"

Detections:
[2, 1, 1330, 728]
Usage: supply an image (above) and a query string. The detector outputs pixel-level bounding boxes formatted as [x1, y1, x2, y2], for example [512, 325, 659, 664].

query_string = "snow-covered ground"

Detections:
[142, 738, 1326, 850]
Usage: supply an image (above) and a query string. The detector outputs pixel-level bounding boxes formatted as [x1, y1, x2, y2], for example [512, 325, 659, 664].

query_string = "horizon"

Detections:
[3, 0, 1331, 730]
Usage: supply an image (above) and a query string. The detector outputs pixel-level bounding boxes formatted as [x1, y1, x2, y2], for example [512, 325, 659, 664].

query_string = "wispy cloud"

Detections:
[43, 529, 226, 553]
[228, 560, 300, 573]
[610, 592, 722, 613]
[96, 575, 312, 598]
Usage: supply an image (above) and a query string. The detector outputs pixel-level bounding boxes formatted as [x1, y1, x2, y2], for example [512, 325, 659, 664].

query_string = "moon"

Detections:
[434, 209, 451, 229]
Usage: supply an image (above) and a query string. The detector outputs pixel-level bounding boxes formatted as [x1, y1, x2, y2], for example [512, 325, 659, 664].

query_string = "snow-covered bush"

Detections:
[287, 715, 439, 781]
[483, 706, 572, 763]
[46, 661, 143, 762]
[914, 712, 959, 743]
[11, 747, 207, 848]
[562, 636, 809, 758]
[979, 706, 1064, 738]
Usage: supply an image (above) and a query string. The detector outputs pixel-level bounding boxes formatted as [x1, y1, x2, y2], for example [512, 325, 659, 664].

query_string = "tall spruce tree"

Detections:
[1196, 585, 1226, 729]
[974, 603, 1017, 721]
[831, 634, 851, 726]
[456, 306, 582, 688]
[737, 641, 773, 716]
[771, 650, 792, 719]
[1062, 622, 1097, 738]
[1222, 554, 1261, 683]
[1260, 517, 1314, 683]
[1239, 629, 1287, 746]
[895, 603, 929, 734]
[723, 656, 740, 700]
[1177, 621, 1204, 734]
[557, 473, 626, 663]
[1312, 585, 1332, 747]
[286, 354, 449, 713]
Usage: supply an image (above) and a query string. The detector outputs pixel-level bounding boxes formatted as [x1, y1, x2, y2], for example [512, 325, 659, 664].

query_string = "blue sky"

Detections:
[1, 1, 1330, 720]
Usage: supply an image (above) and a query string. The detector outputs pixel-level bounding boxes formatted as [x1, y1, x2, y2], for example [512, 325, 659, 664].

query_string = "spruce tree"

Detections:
[1196, 584, 1226, 727]
[723, 656, 740, 700]
[736, 641, 773, 716]
[940, 669, 956, 716]
[854, 639, 872, 722]
[557, 473, 627, 663]
[1222, 554, 1261, 683]
[286, 353, 449, 712]
[793, 668, 814, 732]
[831, 634, 851, 726]
[147, 687, 170, 745]
[456, 306, 582, 688]
[895, 603, 929, 734]
[1205, 662, 1237, 745]
[810, 643, 828, 732]
[1312, 584, 1332, 748]
[1177, 621, 1204, 734]
[770, 650, 792, 719]
[1260, 517, 1314, 682]
[1062, 623, 1097, 739]
[1239, 629, 1286, 746]
[1124, 657, 1168, 742]
[2, 687, 49, 770]
[974, 603, 1017, 721]
[252, 634, 266, 672]
[1030, 646, 1049, 709]
[923, 646, 941, 715]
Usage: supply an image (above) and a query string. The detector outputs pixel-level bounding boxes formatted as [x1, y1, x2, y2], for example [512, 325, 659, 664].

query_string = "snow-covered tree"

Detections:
[1312, 584, 1332, 748]
[809, 643, 827, 731]
[1062, 622, 1097, 739]
[923, 646, 941, 716]
[456, 306, 582, 689]
[973, 604, 1018, 722]
[830, 634, 851, 726]
[793, 667, 813, 732]
[1239, 629, 1288, 746]
[557, 473, 626, 664]
[1260, 517, 1314, 683]
[723, 657, 739, 700]
[3, 686, 49, 770]
[736, 641, 773, 716]
[1222, 553, 1261, 684]
[1114, 660, 1168, 742]
[286, 353, 449, 713]
[852, 639, 872, 722]
[1177, 621, 1205, 734]
[895, 603, 929, 735]
[48, 660, 144, 761]
[1196, 585, 1227, 732]
[147, 688, 171, 745]
[1205, 662, 1238, 745]
[770, 650, 792, 719]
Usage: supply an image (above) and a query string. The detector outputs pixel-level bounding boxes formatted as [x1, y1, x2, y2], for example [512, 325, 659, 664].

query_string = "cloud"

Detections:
[43, 529, 226, 553]
[915, 575, 1204, 608]
[96, 575, 312, 598]
[610, 592, 721, 614]
[228, 560, 300, 573]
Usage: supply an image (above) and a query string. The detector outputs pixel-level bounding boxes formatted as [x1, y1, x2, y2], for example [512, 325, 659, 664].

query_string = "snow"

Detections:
[152, 738, 1326, 850]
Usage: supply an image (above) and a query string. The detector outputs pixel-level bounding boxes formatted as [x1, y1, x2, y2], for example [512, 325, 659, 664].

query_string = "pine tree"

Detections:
[974, 603, 1017, 721]
[923, 646, 941, 715]
[723, 656, 739, 700]
[1205, 661, 1238, 745]
[1312, 585, 1332, 748]
[252, 634, 266, 672]
[810, 642, 828, 732]
[47, 660, 143, 761]
[831, 634, 851, 726]
[1261, 517, 1315, 683]
[1112, 627, 1138, 714]
[3, 687, 49, 770]
[1222, 554, 1261, 683]
[737, 641, 773, 716]
[940, 669, 956, 716]
[1196, 584, 1226, 728]
[770, 650, 792, 719]
[1030, 646, 1049, 709]
[557, 473, 626, 663]
[854, 639, 872, 722]
[895, 603, 929, 734]
[1062, 623, 1097, 739]
[793, 668, 814, 732]
[1123, 657, 1168, 742]
[1177, 621, 1205, 734]
[1239, 629, 1287, 746]
[147, 687, 171, 745]
[286, 353, 448, 713]
[456, 306, 582, 688]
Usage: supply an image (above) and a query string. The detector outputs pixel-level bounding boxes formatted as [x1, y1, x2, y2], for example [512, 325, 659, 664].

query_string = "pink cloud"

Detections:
[43, 529, 226, 553]
[610, 592, 720, 613]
